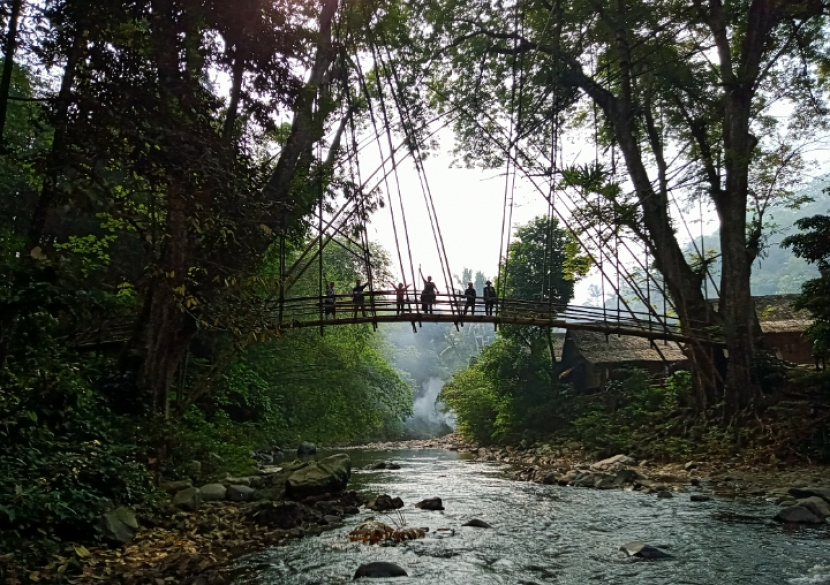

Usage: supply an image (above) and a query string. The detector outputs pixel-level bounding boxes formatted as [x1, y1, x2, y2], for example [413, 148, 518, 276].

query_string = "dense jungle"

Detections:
[4, 0, 830, 581]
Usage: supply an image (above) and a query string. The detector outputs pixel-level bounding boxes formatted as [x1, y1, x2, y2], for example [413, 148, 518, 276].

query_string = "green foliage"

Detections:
[0, 363, 152, 549]
[150, 410, 258, 480]
[439, 367, 499, 443]
[783, 212, 830, 355]
[571, 369, 692, 458]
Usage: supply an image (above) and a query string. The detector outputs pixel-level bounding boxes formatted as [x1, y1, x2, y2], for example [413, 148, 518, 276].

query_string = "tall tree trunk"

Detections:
[28, 27, 84, 246]
[139, 190, 197, 415]
[132, 0, 198, 415]
[0, 0, 24, 145]
[223, 52, 245, 141]
[263, 0, 339, 206]
[569, 68, 725, 413]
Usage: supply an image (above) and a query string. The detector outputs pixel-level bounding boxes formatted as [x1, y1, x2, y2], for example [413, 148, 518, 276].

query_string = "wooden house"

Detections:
[558, 329, 688, 392]
[754, 295, 813, 364]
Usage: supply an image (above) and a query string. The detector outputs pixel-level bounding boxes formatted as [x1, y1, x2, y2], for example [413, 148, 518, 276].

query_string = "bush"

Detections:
[0, 365, 153, 549]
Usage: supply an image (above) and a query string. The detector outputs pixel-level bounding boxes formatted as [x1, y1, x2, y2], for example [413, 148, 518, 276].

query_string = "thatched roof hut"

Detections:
[559, 329, 688, 391]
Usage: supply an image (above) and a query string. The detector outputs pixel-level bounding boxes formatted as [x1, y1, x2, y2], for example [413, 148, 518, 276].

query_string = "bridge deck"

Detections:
[282, 312, 707, 344]
[276, 292, 716, 345]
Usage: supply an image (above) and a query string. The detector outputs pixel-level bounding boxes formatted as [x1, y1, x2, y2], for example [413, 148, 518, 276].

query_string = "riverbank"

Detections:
[362, 433, 830, 518]
[8, 434, 830, 584]
[1, 457, 364, 585]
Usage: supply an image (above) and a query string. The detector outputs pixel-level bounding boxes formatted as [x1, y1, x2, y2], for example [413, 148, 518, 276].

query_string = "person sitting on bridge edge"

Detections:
[463, 282, 477, 316]
[483, 280, 497, 316]
[325, 281, 337, 319]
[352, 277, 371, 318]
[394, 282, 412, 315]
[419, 267, 438, 314]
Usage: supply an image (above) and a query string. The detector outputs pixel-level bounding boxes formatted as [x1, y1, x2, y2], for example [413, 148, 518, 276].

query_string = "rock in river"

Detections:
[620, 542, 672, 559]
[365, 494, 404, 511]
[774, 505, 824, 524]
[286, 454, 351, 499]
[414, 496, 444, 511]
[462, 518, 492, 528]
[788, 487, 830, 503]
[353, 562, 408, 579]
[798, 496, 830, 519]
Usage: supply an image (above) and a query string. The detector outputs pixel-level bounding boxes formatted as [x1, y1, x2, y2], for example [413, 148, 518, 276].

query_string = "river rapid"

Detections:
[237, 449, 830, 585]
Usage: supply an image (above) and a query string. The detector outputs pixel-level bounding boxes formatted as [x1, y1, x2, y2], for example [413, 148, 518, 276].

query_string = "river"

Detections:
[237, 449, 830, 584]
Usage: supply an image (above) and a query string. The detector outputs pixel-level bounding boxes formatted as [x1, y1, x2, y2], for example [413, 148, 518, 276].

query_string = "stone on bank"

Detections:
[286, 453, 351, 499]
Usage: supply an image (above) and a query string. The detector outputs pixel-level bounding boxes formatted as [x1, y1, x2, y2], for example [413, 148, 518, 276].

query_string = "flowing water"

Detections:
[237, 449, 830, 584]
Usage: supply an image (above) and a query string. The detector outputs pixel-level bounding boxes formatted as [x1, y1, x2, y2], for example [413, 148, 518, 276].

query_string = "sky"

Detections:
[353, 127, 718, 305]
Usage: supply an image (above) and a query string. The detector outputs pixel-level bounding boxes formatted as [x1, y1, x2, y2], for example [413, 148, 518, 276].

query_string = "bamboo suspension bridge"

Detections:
[261, 28, 724, 360]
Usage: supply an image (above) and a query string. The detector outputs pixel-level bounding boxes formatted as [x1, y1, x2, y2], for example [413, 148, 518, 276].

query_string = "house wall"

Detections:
[763, 331, 813, 364]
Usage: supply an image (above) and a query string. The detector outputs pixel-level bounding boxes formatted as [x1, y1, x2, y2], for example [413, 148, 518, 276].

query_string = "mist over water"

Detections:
[381, 322, 473, 438]
[406, 377, 457, 437]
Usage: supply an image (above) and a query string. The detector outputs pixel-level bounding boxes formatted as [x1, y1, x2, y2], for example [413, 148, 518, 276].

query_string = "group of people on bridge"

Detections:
[322, 269, 497, 319]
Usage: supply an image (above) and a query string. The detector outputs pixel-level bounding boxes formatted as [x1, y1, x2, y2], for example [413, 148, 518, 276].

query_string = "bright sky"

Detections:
[356, 127, 718, 304]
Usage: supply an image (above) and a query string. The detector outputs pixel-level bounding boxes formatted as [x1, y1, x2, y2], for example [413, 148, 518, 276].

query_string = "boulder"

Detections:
[541, 472, 560, 485]
[690, 494, 711, 502]
[414, 497, 444, 511]
[101, 507, 139, 544]
[160, 479, 193, 493]
[364, 461, 401, 471]
[613, 469, 642, 487]
[620, 542, 672, 559]
[462, 518, 492, 528]
[774, 505, 824, 524]
[227, 485, 256, 502]
[286, 454, 351, 499]
[594, 477, 615, 490]
[657, 491, 674, 499]
[173, 487, 202, 511]
[797, 497, 830, 519]
[365, 494, 404, 511]
[199, 483, 227, 502]
[592, 454, 637, 469]
[353, 562, 408, 579]
[297, 442, 317, 457]
[222, 477, 251, 487]
[684, 461, 698, 471]
[789, 487, 830, 503]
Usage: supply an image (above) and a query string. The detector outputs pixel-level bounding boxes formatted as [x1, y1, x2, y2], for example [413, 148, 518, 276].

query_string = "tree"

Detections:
[502, 215, 589, 303]
[402, 0, 830, 416]
[500, 215, 588, 360]
[783, 213, 830, 357]
[0, 0, 399, 417]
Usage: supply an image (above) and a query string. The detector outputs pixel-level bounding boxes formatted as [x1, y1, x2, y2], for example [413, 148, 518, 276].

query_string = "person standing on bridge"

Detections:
[483, 280, 497, 316]
[419, 267, 439, 314]
[463, 282, 477, 316]
[352, 278, 371, 318]
[394, 283, 412, 315]
[325, 281, 337, 319]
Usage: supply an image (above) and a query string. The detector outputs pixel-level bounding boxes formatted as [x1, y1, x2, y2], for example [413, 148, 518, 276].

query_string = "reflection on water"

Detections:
[236, 449, 830, 584]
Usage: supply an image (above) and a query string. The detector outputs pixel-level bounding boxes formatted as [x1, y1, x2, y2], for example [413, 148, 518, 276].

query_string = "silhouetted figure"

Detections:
[325, 281, 337, 318]
[463, 282, 477, 316]
[352, 278, 371, 318]
[419, 268, 438, 314]
[483, 280, 497, 316]
[394, 283, 412, 315]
